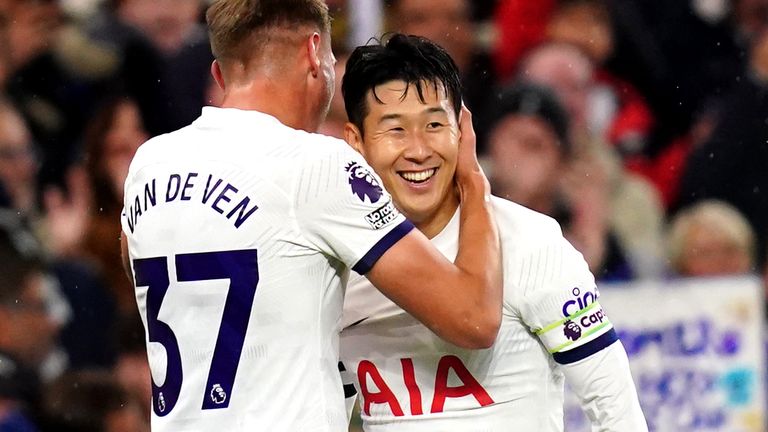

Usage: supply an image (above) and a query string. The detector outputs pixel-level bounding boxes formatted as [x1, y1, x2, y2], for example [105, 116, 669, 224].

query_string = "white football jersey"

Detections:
[121, 107, 413, 431]
[340, 197, 620, 431]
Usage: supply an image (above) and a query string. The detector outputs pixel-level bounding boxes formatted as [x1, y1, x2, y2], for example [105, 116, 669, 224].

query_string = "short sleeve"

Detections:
[516, 234, 618, 365]
[294, 141, 414, 274]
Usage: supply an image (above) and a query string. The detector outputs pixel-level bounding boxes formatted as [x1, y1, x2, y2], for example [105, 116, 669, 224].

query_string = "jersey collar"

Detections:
[195, 106, 283, 128]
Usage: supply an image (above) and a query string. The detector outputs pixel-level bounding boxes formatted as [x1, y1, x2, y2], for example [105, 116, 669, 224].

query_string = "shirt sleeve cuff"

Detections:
[352, 220, 415, 274]
[553, 328, 619, 365]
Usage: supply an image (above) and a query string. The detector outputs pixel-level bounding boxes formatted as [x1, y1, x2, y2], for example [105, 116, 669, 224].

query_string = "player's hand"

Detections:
[455, 105, 490, 202]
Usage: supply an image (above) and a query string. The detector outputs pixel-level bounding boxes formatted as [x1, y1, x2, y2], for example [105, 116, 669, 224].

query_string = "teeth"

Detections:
[400, 169, 437, 183]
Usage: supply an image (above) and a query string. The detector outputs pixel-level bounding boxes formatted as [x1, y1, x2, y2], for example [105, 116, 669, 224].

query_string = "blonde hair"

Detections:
[206, 0, 331, 62]
[668, 200, 755, 272]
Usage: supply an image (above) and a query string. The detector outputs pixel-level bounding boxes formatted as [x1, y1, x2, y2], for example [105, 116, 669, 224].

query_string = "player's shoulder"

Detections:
[126, 129, 183, 174]
[491, 196, 564, 245]
[296, 130, 360, 159]
[291, 132, 376, 185]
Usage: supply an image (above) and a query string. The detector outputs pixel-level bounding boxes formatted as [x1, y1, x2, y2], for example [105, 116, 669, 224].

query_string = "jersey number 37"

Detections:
[133, 250, 259, 416]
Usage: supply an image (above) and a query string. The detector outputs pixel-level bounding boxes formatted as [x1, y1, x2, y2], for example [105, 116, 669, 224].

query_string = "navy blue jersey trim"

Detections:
[553, 328, 619, 365]
[352, 220, 415, 274]
[343, 384, 358, 398]
[338, 362, 358, 398]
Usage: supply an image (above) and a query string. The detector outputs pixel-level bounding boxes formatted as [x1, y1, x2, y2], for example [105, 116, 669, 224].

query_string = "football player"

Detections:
[340, 34, 648, 431]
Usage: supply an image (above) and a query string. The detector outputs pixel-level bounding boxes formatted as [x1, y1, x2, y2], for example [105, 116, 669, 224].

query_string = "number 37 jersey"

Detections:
[121, 107, 412, 431]
[340, 197, 618, 431]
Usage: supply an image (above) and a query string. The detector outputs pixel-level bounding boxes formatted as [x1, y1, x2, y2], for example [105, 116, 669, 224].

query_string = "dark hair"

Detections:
[83, 96, 137, 217]
[206, 0, 331, 61]
[489, 83, 571, 156]
[342, 33, 462, 133]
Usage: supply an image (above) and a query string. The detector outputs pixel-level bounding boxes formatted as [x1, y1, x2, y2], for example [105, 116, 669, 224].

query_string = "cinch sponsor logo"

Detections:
[366, 201, 398, 229]
[580, 308, 606, 329]
[561, 287, 598, 317]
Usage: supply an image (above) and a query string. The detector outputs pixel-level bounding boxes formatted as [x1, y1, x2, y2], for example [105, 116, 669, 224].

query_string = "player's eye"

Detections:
[389, 127, 405, 133]
[427, 122, 444, 129]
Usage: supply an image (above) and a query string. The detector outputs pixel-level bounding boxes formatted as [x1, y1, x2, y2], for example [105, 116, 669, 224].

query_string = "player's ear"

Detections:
[211, 60, 225, 91]
[344, 122, 364, 154]
[306, 32, 322, 79]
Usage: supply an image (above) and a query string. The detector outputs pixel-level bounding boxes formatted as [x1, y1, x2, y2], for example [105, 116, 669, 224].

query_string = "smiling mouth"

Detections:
[398, 168, 438, 184]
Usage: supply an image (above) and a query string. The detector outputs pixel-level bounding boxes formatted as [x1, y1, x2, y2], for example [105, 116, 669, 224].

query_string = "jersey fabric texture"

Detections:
[121, 107, 413, 431]
[340, 196, 646, 431]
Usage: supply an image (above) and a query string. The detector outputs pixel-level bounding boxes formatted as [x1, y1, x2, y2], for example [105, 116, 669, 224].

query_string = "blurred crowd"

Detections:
[0, 0, 765, 430]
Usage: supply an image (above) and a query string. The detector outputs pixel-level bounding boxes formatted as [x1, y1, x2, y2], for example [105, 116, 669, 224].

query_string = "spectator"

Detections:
[488, 83, 571, 216]
[0, 97, 38, 216]
[81, 96, 147, 317]
[84, 2, 169, 137]
[116, 0, 203, 56]
[113, 0, 213, 131]
[629, 100, 722, 209]
[0, 100, 118, 370]
[518, 42, 666, 279]
[668, 200, 756, 277]
[0, 215, 65, 430]
[488, 83, 633, 281]
[519, 43, 594, 141]
[621, 0, 755, 150]
[546, 0, 655, 158]
[2, 0, 62, 77]
[3, 0, 116, 190]
[36, 97, 146, 366]
[677, 27, 768, 266]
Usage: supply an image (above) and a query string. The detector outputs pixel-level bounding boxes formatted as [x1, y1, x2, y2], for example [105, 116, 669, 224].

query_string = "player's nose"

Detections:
[402, 132, 433, 162]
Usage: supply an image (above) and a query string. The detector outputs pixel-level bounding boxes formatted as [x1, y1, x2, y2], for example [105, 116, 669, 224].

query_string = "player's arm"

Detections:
[365, 107, 502, 349]
[560, 341, 648, 431]
[518, 234, 646, 430]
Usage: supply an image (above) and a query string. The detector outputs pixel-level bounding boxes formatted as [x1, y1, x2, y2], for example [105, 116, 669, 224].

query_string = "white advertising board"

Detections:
[565, 276, 766, 432]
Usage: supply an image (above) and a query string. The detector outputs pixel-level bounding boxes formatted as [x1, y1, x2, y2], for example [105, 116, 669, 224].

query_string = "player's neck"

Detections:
[219, 81, 319, 132]
[411, 190, 460, 239]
